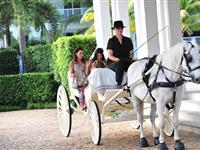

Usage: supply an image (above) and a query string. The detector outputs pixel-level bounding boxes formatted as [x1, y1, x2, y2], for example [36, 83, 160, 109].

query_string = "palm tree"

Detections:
[180, 0, 200, 36]
[0, 0, 14, 47]
[12, 0, 60, 72]
[79, 6, 94, 34]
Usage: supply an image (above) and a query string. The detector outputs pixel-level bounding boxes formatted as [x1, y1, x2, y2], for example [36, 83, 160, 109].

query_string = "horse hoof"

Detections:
[140, 137, 149, 147]
[175, 140, 185, 150]
[154, 137, 159, 145]
[157, 142, 168, 150]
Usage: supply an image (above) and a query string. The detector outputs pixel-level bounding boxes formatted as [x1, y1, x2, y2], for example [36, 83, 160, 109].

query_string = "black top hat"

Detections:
[112, 20, 126, 29]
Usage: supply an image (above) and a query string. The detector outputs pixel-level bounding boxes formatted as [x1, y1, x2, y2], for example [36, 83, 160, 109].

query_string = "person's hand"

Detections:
[86, 60, 91, 67]
[115, 58, 120, 61]
[72, 73, 76, 78]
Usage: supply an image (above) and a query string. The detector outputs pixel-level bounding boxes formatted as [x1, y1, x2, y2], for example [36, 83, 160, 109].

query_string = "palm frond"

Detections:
[128, 0, 134, 16]
[80, 6, 94, 24]
[180, 0, 190, 9]
[74, 27, 88, 34]
[190, 22, 200, 31]
[190, 14, 200, 22]
[186, 2, 200, 15]
[63, 14, 82, 27]
[183, 25, 193, 35]
[84, 23, 95, 35]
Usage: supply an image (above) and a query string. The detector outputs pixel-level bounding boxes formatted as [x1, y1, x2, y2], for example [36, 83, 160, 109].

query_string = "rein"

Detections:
[133, 26, 169, 53]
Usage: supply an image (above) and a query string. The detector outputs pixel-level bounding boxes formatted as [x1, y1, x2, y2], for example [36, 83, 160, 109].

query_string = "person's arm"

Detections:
[85, 60, 93, 76]
[107, 38, 120, 62]
[107, 49, 120, 61]
[103, 60, 107, 67]
[129, 50, 134, 60]
[69, 60, 76, 77]
[128, 38, 134, 60]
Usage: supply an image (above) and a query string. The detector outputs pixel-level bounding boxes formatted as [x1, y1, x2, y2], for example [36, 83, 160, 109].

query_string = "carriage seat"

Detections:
[67, 71, 79, 99]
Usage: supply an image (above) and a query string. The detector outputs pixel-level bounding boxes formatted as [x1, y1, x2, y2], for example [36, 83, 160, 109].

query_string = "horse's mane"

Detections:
[162, 42, 184, 69]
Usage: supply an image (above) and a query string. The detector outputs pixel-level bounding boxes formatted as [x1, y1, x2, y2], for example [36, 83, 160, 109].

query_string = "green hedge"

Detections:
[52, 35, 96, 86]
[0, 72, 58, 106]
[25, 43, 53, 72]
[0, 48, 19, 75]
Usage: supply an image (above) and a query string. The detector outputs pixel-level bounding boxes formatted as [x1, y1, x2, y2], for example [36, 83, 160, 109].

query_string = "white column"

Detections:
[93, 0, 112, 54]
[111, 0, 130, 37]
[156, 0, 182, 53]
[134, 0, 159, 58]
[168, 1, 182, 46]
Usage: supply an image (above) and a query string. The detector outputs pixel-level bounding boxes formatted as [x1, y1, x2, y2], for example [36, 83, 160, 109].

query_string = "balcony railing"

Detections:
[58, 7, 87, 21]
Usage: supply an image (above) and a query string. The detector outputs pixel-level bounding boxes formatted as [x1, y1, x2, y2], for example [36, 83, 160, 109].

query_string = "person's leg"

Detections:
[123, 59, 133, 71]
[115, 61, 125, 85]
[107, 61, 118, 72]
[108, 61, 126, 85]
[117, 59, 133, 85]
[108, 61, 123, 85]
[79, 90, 84, 108]
[108, 60, 132, 85]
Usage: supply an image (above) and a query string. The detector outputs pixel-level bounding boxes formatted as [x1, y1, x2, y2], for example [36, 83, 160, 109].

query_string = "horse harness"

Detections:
[142, 55, 184, 109]
[119, 43, 200, 109]
[184, 42, 200, 73]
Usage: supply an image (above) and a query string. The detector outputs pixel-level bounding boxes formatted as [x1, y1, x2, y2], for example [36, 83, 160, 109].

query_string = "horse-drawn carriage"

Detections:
[57, 81, 173, 145]
[57, 40, 200, 150]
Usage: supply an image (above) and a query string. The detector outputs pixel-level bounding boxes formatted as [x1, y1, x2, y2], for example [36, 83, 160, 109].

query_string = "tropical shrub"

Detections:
[0, 72, 58, 106]
[0, 48, 19, 75]
[25, 43, 53, 72]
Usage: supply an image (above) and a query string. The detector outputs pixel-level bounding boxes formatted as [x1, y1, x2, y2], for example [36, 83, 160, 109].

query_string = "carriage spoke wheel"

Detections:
[88, 101, 101, 145]
[164, 107, 174, 137]
[57, 85, 72, 137]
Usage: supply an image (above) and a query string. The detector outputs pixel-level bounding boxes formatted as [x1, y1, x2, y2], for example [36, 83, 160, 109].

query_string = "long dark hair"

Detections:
[73, 47, 85, 63]
[92, 48, 105, 62]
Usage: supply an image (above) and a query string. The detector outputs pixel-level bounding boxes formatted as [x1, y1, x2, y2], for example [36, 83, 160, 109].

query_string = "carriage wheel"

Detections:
[164, 108, 174, 137]
[57, 85, 72, 137]
[88, 101, 101, 145]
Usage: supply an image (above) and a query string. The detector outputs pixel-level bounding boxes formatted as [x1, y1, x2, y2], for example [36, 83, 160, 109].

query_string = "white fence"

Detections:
[58, 7, 87, 21]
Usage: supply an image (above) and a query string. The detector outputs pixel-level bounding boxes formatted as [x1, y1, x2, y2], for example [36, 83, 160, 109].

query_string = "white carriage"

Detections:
[56, 70, 174, 145]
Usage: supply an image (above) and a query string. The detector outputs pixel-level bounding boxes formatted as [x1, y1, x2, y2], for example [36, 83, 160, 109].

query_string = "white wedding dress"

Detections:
[87, 68, 127, 95]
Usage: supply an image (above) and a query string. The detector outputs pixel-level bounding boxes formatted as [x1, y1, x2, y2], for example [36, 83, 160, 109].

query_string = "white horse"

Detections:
[127, 39, 200, 150]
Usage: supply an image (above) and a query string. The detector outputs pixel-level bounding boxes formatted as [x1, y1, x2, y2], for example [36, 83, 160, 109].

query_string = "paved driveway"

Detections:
[0, 109, 199, 150]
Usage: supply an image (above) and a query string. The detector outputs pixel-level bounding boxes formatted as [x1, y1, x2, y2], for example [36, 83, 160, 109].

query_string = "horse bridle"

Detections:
[184, 41, 200, 73]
